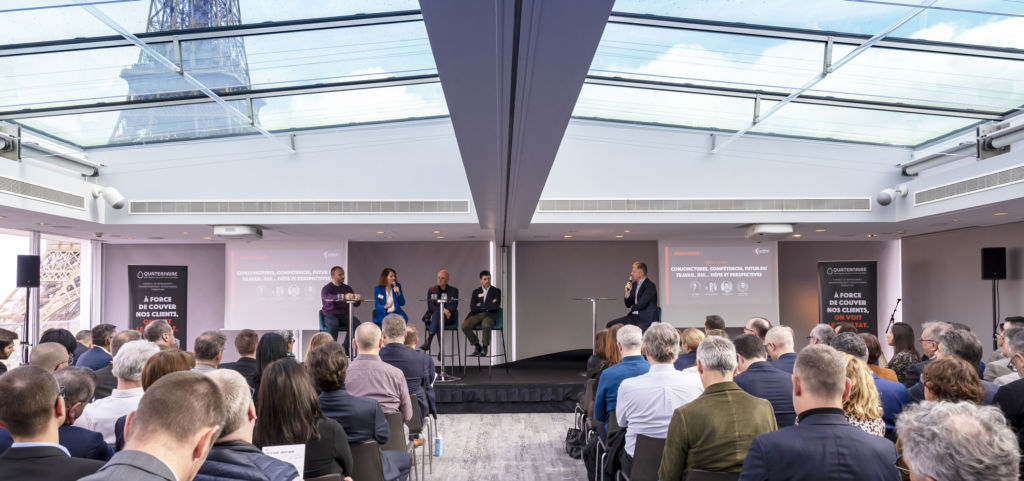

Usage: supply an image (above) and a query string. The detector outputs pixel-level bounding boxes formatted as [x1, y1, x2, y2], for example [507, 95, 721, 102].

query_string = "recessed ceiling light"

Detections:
[815, 229, 826, 232]
[435, 236, 445, 239]
[181, 231, 189, 235]
[624, 230, 631, 233]
[384, 235, 393, 239]
[375, 231, 385, 235]
[951, 219, 959, 223]
[994, 212, 1009, 216]
[615, 235, 624, 238]
[563, 234, 574, 238]
[37, 222, 45, 226]
[201, 236, 212, 240]
[867, 234, 878, 238]
[125, 236, 134, 240]
[0, 215, 5, 219]
[432, 230, 441, 234]
[791, 234, 802, 238]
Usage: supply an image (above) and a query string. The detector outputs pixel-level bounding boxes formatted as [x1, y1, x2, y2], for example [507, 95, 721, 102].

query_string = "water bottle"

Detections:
[434, 435, 443, 457]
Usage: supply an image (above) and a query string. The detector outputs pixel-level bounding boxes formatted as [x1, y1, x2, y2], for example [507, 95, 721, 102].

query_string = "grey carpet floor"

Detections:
[422, 413, 586, 481]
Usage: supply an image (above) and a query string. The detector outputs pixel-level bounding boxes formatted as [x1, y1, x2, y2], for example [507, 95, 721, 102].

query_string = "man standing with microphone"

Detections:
[321, 266, 361, 347]
[607, 261, 658, 332]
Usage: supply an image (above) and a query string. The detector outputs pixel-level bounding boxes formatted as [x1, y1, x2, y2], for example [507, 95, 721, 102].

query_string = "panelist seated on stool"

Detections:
[607, 261, 658, 332]
[420, 270, 458, 352]
[462, 270, 501, 357]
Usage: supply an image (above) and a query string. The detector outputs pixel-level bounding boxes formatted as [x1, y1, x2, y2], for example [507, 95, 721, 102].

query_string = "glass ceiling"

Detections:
[578, 0, 1024, 147]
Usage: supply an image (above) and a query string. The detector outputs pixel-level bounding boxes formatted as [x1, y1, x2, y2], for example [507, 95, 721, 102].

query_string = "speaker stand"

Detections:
[992, 279, 1001, 351]
[21, 286, 31, 365]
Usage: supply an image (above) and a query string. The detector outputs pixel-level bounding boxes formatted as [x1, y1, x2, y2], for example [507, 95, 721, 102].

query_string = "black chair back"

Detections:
[685, 469, 740, 481]
[629, 434, 666, 481]
[305, 474, 343, 481]
[350, 441, 387, 481]
[583, 378, 597, 418]
[408, 394, 424, 435]
[608, 409, 620, 433]
[383, 411, 407, 451]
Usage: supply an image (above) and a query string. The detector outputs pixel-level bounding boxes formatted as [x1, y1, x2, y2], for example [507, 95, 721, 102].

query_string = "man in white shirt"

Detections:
[616, 322, 703, 473]
[75, 340, 159, 444]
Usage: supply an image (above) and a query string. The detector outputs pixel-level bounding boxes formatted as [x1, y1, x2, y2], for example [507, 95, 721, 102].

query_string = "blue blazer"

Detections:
[0, 425, 113, 461]
[318, 388, 410, 481]
[75, 346, 112, 371]
[739, 410, 900, 481]
[873, 373, 909, 434]
[770, 352, 797, 374]
[373, 283, 407, 325]
[734, 361, 797, 428]
[674, 351, 697, 371]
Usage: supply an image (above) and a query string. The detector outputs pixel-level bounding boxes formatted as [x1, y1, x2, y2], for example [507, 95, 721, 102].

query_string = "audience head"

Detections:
[378, 267, 397, 287]
[841, 354, 882, 421]
[920, 321, 952, 358]
[0, 327, 18, 360]
[0, 366, 64, 440]
[951, 322, 972, 332]
[194, 330, 227, 365]
[276, 330, 295, 353]
[922, 357, 984, 404]
[254, 359, 322, 448]
[733, 334, 767, 372]
[382, 313, 407, 343]
[124, 372, 225, 481]
[111, 329, 143, 356]
[745, 317, 771, 341]
[75, 329, 93, 348]
[616, 325, 643, 355]
[304, 332, 333, 362]
[91, 323, 117, 349]
[695, 336, 738, 386]
[29, 342, 70, 372]
[898, 401, 1020, 481]
[859, 333, 884, 366]
[604, 324, 624, 365]
[834, 322, 858, 334]
[39, 329, 77, 359]
[704, 314, 725, 333]
[938, 328, 984, 376]
[704, 328, 727, 338]
[113, 340, 161, 382]
[142, 349, 193, 390]
[593, 329, 607, 359]
[255, 333, 290, 377]
[680, 327, 704, 354]
[404, 325, 419, 348]
[206, 369, 255, 441]
[888, 322, 919, 358]
[53, 366, 96, 425]
[641, 323, 679, 363]
[793, 345, 849, 413]
[234, 329, 259, 357]
[809, 323, 836, 346]
[1004, 327, 1024, 372]
[307, 342, 347, 392]
[765, 325, 795, 360]
[143, 320, 175, 347]
[830, 332, 868, 362]
[355, 322, 383, 354]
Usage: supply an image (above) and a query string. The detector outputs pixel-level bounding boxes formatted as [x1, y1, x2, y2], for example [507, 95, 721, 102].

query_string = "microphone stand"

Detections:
[885, 298, 902, 334]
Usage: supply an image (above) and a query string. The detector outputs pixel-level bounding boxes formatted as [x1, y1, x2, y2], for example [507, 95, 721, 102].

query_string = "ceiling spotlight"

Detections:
[92, 186, 126, 209]
[201, 236, 212, 240]
[384, 235, 393, 239]
[624, 230, 631, 233]
[375, 231, 385, 235]
[615, 235, 624, 238]
[792, 234, 802, 238]
[994, 212, 1009, 216]
[38, 222, 45, 226]
[432, 230, 441, 234]
[867, 234, 878, 238]
[181, 231, 189, 235]
[815, 229, 826, 232]
[435, 236, 445, 239]
[563, 234, 574, 238]
[876, 184, 908, 207]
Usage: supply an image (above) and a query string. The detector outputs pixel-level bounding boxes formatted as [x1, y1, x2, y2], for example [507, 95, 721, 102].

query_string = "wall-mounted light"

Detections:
[876, 184, 908, 207]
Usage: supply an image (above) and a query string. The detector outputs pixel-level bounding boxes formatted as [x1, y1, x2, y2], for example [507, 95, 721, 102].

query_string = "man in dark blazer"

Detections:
[91, 330, 141, 400]
[217, 329, 260, 389]
[380, 315, 434, 419]
[420, 269, 459, 352]
[462, 270, 502, 357]
[74, 330, 92, 360]
[765, 326, 797, 374]
[607, 261, 658, 331]
[310, 343, 412, 481]
[739, 345, 900, 481]
[733, 334, 796, 428]
[902, 321, 951, 387]
[76, 324, 116, 371]
[0, 366, 104, 481]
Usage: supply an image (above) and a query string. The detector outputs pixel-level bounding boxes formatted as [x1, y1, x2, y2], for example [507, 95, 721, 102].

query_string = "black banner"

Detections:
[818, 261, 877, 333]
[129, 265, 188, 349]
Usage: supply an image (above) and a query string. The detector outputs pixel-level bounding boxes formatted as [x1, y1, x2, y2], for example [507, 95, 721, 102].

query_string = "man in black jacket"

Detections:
[607, 261, 658, 332]
[462, 270, 502, 357]
[218, 329, 260, 389]
[420, 270, 459, 352]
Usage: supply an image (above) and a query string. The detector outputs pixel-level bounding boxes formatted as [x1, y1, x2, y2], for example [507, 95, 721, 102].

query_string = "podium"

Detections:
[342, 297, 361, 360]
[423, 295, 463, 382]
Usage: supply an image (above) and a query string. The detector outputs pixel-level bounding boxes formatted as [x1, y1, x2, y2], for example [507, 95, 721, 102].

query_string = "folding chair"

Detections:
[349, 441, 386, 481]
[617, 434, 666, 481]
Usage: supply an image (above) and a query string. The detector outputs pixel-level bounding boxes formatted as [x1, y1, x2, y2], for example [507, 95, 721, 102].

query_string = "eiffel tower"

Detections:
[109, 0, 257, 144]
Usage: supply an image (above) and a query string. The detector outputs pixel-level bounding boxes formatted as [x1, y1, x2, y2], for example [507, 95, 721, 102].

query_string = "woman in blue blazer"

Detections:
[373, 267, 407, 325]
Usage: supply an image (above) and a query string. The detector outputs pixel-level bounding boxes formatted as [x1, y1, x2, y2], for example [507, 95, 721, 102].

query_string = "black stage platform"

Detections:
[435, 349, 588, 414]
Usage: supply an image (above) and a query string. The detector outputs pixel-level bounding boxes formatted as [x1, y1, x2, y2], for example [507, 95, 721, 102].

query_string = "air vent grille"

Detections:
[130, 200, 471, 214]
[537, 198, 870, 212]
[0, 175, 85, 209]
[915, 164, 1024, 206]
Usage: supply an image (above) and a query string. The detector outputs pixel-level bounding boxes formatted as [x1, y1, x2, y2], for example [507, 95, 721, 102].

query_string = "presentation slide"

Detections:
[224, 241, 347, 330]
[658, 240, 779, 327]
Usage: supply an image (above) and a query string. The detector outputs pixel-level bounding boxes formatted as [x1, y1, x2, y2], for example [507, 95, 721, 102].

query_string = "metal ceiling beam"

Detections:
[0, 75, 440, 120]
[0, 11, 423, 57]
[586, 76, 1006, 120]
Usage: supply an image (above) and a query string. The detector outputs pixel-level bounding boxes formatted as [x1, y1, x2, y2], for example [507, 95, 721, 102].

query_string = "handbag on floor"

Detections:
[564, 426, 585, 459]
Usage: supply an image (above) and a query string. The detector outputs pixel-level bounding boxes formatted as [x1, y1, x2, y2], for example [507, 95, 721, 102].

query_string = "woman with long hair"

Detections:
[254, 359, 353, 481]
[842, 354, 885, 437]
[305, 332, 334, 363]
[253, 332, 290, 397]
[887, 323, 920, 384]
[373, 268, 407, 326]
[586, 330, 607, 380]
[603, 323, 624, 367]
[860, 333, 898, 382]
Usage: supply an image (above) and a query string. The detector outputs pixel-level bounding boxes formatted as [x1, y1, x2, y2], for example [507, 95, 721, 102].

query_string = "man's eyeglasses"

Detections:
[920, 338, 937, 345]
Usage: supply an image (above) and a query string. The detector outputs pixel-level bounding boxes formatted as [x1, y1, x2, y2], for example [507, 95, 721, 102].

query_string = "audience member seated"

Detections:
[994, 326, 1024, 473]
[253, 333, 290, 398]
[277, 330, 296, 356]
[601, 324, 625, 368]
[0, 366, 104, 480]
[841, 354, 886, 437]
[77, 324, 116, 371]
[807, 323, 836, 346]
[899, 401, 1020, 481]
[192, 331, 226, 373]
[744, 317, 771, 343]
[142, 320, 176, 348]
[587, 330, 608, 379]
[733, 334, 796, 428]
[75, 340, 160, 444]
[765, 326, 797, 373]
[594, 325, 649, 435]
[113, 349, 195, 451]
[305, 332, 334, 363]
[861, 333, 899, 382]
[196, 369, 300, 481]
[834, 322, 858, 334]
[80, 371, 226, 481]
[402, 325, 437, 417]
[738, 345, 899, 481]
[886, 323, 919, 385]
[674, 328, 703, 371]
[39, 329, 79, 365]
[658, 336, 776, 481]
[831, 332, 907, 437]
[93, 330, 142, 400]
[309, 342, 412, 481]
[616, 323, 703, 474]
[923, 357, 985, 404]
[903, 321, 952, 388]
[704, 329, 727, 339]
[0, 327, 18, 376]
[704, 314, 725, 334]
[379, 314, 434, 420]
[909, 329, 997, 404]
[74, 329, 92, 360]
[987, 317, 1024, 384]
[219, 329, 260, 389]
[29, 342, 71, 372]
[347, 322, 412, 422]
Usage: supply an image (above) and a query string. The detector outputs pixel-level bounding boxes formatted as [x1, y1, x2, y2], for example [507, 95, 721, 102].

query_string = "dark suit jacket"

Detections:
[379, 342, 434, 418]
[624, 278, 658, 327]
[0, 426, 112, 461]
[734, 361, 797, 428]
[674, 352, 697, 371]
[739, 409, 900, 481]
[318, 388, 409, 481]
[770, 352, 797, 374]
[995, 378, 1024, 476]
[0, 445, 104, 481]
[74, 342, 90, 360]
[76, 346, 112, 371]
[902, 358, 931, 388]
[92, 364, 117, 400]
[425, 285, 459, 330]
[219, 357, 259, 390]
[468, 286, 501, 314]
[78, 449, 176, 481]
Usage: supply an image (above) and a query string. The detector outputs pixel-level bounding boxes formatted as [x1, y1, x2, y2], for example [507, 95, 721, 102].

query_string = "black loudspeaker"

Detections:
[982, 247, 1007, 280]
[16, 255, 40, 287]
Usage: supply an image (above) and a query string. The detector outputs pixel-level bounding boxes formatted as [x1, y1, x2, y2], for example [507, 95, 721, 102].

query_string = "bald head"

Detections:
[30, 342, 70, 372]
[355, 322, 382, 353]
[437, 270, 450, 288]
